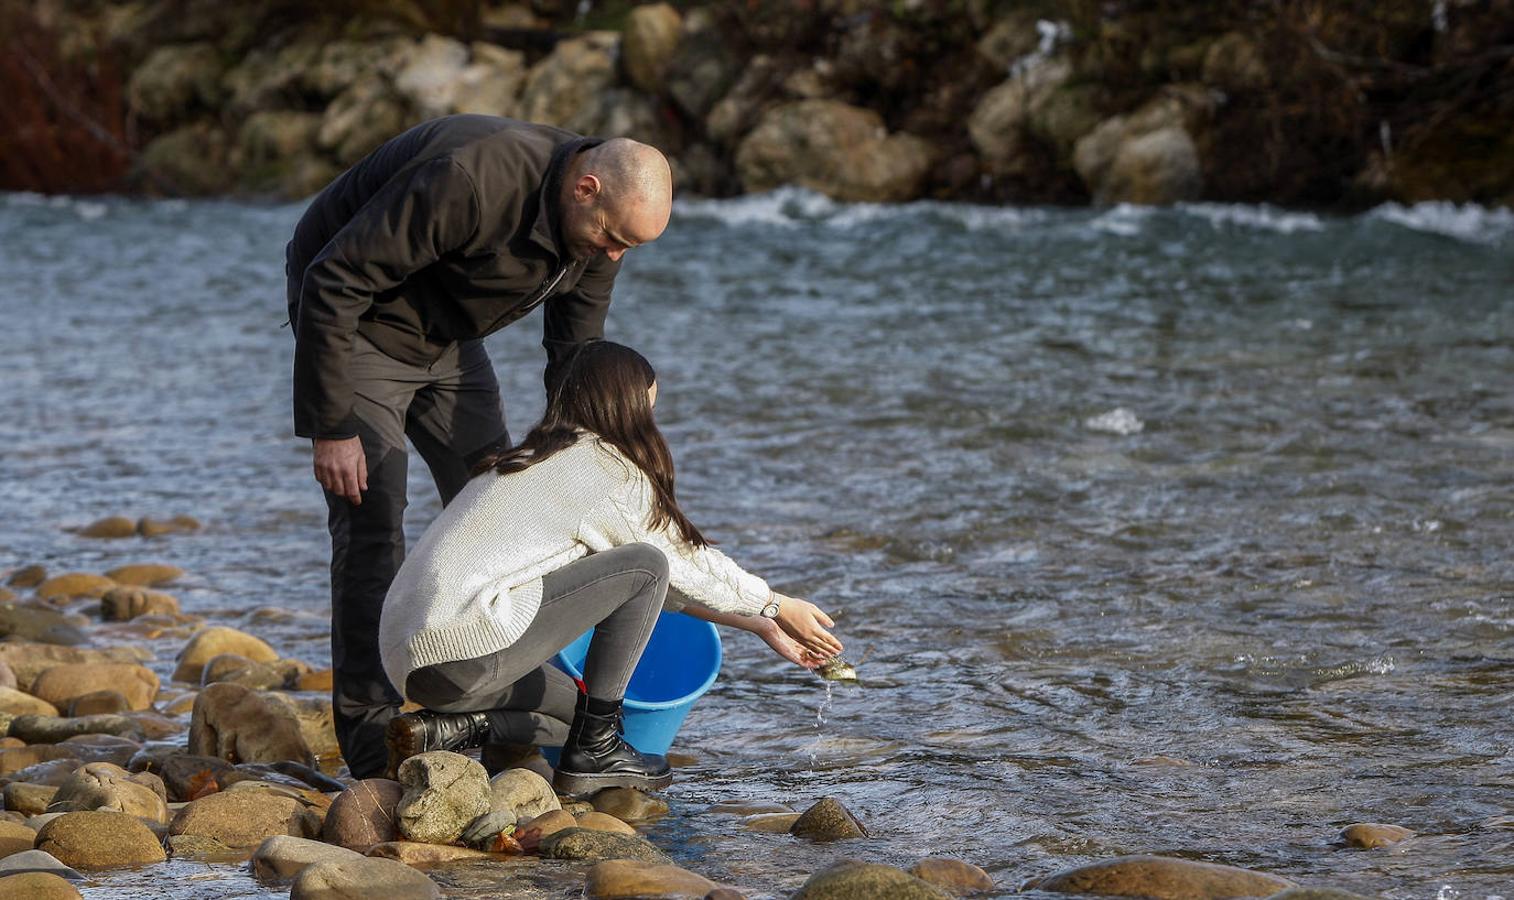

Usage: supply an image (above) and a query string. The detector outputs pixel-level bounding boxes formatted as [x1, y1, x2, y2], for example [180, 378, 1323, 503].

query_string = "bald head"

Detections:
[559, 139, 672, 262]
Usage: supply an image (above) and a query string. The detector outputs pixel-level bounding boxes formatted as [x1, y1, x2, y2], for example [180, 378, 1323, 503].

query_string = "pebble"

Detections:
[250, 834, 364, 882]
[0, 820, 38, 857]
[590, 786, 667, 823]
[0, 605, 85, 646]
[1033, 855, 1294, 896]
[45, 762, 169, 823]
[518, 809, 577, 838]
[539, 828, 672, 864]
[585, 859, 716, 898]
[1339, 823, 1413, 849]
[908, 857, 995, 895]
[35, 810, 167, 869]
[793, 860, 950, 899]
[174, 627, 279, 683]
[0, 849, 80, 879]
[0, 687, 59, 718]
[168, 788, 324, 848]
[789, 797, 868, 841]
[321, 779, 403, 850]
[30, 662, 160, 711]
[575, 811, 636, 835]
[0, 871, 83, 899]
[4, 567, 46, 589]
[65, 691, 132, 717]
[395, 751, 491, 845]
[76, 517, 137, 539]
[487, 767, 560, 822]
[290, 856, 440, 900]
[188, 682, 314, 766]
[102, 564, 183, 587]
[34, 575, 116, 601]
[3, 784, 59, 816]
[100, 587, 180, 621]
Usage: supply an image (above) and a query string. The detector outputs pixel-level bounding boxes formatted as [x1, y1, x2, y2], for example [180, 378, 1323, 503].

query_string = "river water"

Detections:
[1, 189, 1511, 898]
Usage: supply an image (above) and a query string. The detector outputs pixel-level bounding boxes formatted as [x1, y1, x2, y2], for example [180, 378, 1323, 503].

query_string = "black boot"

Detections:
[552, 694, 672, 798]
[384, 709, 491, 780]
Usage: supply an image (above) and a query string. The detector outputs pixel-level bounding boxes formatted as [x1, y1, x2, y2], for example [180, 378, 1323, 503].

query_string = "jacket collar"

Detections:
[530, 136, 604, 259]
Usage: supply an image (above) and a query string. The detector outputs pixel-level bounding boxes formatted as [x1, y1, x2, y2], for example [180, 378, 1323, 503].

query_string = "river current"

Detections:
[1, 189, 1511, 898]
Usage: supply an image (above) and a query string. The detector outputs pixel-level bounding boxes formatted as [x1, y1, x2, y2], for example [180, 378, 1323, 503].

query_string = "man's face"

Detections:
[561, 176, 669, 263]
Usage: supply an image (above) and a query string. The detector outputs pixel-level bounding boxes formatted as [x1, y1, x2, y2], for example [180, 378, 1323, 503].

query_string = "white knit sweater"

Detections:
[378, 433, 770, 697]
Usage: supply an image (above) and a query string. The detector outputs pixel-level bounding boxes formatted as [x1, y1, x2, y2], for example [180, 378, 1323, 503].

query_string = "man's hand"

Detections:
[773, 593, 843, 660]
[313, 436, 367, 505]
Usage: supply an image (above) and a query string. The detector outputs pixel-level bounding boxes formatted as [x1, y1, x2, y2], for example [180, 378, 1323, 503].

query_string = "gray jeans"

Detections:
[405, 542, 670, 747]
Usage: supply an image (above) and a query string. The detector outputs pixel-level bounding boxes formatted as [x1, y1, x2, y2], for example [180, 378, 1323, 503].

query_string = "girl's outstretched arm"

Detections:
[678, 600, 828, 670]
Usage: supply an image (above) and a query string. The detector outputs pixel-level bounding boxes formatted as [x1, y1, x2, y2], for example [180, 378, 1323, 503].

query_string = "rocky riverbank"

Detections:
[5, 0, 1512, 207]
[0, 516, 1406, 898]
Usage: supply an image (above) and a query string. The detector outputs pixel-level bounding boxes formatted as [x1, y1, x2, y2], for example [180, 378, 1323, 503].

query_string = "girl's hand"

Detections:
[756, 619, 822, 669]
[772, 593, 843, 659]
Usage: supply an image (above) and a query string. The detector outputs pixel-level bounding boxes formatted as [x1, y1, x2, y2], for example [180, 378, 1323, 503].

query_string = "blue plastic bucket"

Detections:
[543, 611, 722, 764]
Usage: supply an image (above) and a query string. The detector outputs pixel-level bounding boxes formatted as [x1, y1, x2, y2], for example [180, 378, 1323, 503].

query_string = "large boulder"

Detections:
[174, 627, 279, 683]
[664, 10, 742, 120]
[290, 856, 440, 899]
[566, 89, 682, 154]
[251, 834, 365, 882]
[30, 664, 159, 712]
[188, 682, 314, 766]
[168, 788, 323, 849]
[735, 100, 933, 202]
[318, 76, 415, 166]
[0, 605, 85, 646]
[1035, 855, 1294, 897]
[393, 34, 470, 118]
[128, 42, 225, 122]
[139, 121, 236, 195]
[793, 860, 951, 899]
[621, 3, 682, 93]
[44, 762, 169, 823]
[1072, 86, 1214, 205]
[259, 691, 339, 760]
[34, 811, 167, 869]
[519, 32, 618, 127]
[394, 751, 490, 845]
[321, 779, 404, 850]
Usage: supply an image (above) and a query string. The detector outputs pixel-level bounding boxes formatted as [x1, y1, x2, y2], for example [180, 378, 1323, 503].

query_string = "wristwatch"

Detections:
[759, 595, 782, 618]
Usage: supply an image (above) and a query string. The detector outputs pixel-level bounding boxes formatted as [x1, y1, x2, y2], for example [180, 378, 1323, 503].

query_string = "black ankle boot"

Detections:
[384, 709, 491, 779]
[552, 695, 672, 797]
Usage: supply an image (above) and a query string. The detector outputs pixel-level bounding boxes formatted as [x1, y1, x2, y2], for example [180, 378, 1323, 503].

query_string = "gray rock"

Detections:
[250, 834, 364, 882]
[539, 827, 672, 864]
[290, 856, 440, 900]
[393, 34, 470, 118]
[450, 44, 527, 118]
[486, 767, 559, 823]
[735, 100, 933, 203]
[794, 860, 951, 899]
[519, 32, 618, 127]
[0, 849, 82, 879]
[1072, 86, 1214, 206]
[789, 797, 868, 841]
[9, 714, 144, 743]
[395, 751, 491, 845]
[0, 604, 85, 646]
[622, 3, 683, 93]
[665, 13, 742, 119]
[127, 42, 225, 121]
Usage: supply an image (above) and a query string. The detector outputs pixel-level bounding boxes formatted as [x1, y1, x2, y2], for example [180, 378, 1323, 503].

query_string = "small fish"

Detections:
[816, 657, 858, 682]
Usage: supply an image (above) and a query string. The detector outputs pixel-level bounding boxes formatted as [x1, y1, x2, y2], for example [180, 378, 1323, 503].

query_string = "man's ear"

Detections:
[573, 174, 602, 203]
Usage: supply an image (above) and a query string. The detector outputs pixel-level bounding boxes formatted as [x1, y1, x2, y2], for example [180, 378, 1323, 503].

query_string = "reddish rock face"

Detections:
[321, 778, 404, 851]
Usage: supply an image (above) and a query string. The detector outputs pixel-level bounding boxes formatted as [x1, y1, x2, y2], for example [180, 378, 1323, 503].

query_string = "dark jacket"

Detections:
[285, 115, 618, 439]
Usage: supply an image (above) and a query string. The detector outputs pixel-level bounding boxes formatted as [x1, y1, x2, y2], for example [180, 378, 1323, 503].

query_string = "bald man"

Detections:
[284, 115, 672, 778]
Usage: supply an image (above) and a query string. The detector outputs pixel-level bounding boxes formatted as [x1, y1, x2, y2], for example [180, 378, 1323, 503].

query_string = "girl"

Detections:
[378, 341, 842, 796]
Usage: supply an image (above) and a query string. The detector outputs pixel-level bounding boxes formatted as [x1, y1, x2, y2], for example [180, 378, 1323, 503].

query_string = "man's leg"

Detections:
[327, 336, 420, 780]
[406, 339, 509, 504]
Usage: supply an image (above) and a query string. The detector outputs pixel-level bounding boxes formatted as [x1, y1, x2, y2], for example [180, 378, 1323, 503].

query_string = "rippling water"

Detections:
[1, 189, 1511, 898]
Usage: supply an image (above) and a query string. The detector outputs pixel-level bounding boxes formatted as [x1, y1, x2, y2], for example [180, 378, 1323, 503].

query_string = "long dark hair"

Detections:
[473, 341, 708, 548]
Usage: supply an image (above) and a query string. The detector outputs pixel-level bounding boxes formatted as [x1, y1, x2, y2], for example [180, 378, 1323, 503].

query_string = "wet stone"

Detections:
[366, 841, 505, 865]
[251, 834, 364, 882]
[1339, 823, 1413, 849]
[174, 627, 279, 683]
[518, 809, 576, 839]
[100, 587, 180, 621]
[396, 751, 491, 845]
[76, 518, 137, 539]
[1034, 855, 1295, 897]
[0, 745, 79, 775]
[793, 860, 951, 899]
[0, 871, 83, 899]
[322, 779, 403, 850]
[1264, 889, 1376, 899]
[102, 564, 183, 587]
[585, 859, 715, 899]
[4, 567, 46, 589]
[487, 767, 559, 822]
[34, 575, 115, 602]
[0, 605, 85, 646]
[0, 687, 60, 718]
[290, 856, 440, 900]
[168, 788, 323, 849]
[188, 682, 313, 766]
[743, 812, 800, 833]
[789, 797, 868, 841]
[56, 734, 140, 768]
[165, 833, 243, 860]
[45, 762, 169, 823]
[8, 714, 145, 744]
[590, 786, 667, 823]
[908, 857, 995, 895]
[539, 827, 672, 864]
[0, 819, 38, 857]
[0, 848, 82, 879]
[575, 811, 636, 835]
[31, 663, 159, 712]
[35, 810, 167, 869]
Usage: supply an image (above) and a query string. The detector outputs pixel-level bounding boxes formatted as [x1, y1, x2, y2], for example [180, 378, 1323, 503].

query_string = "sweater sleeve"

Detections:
[586, 468, 769, 617]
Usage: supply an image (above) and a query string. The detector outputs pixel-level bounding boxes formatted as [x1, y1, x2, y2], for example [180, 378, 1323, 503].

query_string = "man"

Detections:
[284, 115, 673, 779]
